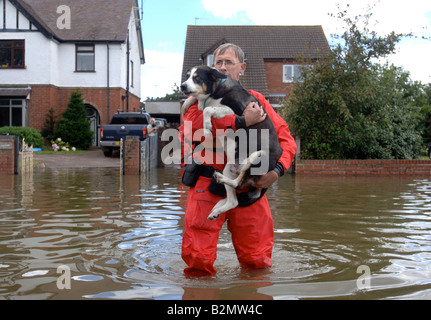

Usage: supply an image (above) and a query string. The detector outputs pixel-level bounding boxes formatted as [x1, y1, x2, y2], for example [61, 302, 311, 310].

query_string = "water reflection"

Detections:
[1, 167, 431, 300]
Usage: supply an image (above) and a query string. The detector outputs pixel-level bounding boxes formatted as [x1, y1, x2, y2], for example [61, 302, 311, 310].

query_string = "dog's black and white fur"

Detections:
[181, 66, 282, 220]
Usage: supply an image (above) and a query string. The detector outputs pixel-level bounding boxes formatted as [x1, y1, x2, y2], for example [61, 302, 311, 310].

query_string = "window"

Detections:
[111, 115, 148, 125]
[207, 54, 214, 67]
[130, 60, 134, 87]
[283, 65, 308, 83]
[0, 40, 25, 69]
[0, 99, 25, 127]
[76, 44, 95, 71]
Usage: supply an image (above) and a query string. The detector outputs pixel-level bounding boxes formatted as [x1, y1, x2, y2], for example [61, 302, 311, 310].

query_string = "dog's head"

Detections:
[181, 66, 227, 98]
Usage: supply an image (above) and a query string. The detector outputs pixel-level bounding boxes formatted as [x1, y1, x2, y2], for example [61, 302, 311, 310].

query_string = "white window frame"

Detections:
[76, 44, 95, 72]
[283, 64, 308, 83]
[207, 54, 214, 67]
[130, 60, 134, 88]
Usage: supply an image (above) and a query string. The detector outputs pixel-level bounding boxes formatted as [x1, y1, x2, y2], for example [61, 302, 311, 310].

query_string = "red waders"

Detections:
[181, 176, 274, 276]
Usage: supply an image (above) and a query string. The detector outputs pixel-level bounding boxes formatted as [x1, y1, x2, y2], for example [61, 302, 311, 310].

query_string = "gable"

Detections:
[1, 0, 52, 36]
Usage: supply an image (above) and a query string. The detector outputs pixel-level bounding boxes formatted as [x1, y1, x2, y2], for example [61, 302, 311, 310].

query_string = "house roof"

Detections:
[182, 25, 330, 96]
[11, 0, 140, 43]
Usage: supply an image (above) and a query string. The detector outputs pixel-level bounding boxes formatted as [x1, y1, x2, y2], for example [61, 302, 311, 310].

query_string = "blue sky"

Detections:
[141, 0, 254, 54]
[140, 0, 431, 99]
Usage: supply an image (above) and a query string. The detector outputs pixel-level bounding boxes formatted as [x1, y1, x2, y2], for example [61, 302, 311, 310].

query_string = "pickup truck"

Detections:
[100, 111, 151, 157]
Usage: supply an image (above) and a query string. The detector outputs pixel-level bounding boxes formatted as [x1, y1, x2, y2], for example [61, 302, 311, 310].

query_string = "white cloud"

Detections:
[202, 0, 431, 35]
[141, 50, 184, 99]
[390, 39, 431, 83]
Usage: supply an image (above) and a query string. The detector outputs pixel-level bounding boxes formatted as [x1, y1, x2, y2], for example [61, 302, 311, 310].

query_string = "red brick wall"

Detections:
[28, 85, 141, 130]
[0, 138, 15, 175]
[295, 160, 431, 175]
[264, 60, 295, 98]
[124, 136, 140, 175]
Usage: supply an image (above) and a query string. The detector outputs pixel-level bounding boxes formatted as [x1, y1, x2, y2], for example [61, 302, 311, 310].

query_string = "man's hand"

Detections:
[252, 170, 278, 189]
[243, 102, 266, 127]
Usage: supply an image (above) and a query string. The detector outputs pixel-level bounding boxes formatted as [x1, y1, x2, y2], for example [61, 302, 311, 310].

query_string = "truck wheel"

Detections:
[103, 149, 113, 157]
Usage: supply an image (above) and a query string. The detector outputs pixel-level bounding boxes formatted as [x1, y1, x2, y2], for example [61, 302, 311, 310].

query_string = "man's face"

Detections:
[214, 48, 246, 81]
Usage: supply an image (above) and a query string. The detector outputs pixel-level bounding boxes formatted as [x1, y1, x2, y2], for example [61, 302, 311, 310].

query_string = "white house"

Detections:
[0, 0, 145, 146]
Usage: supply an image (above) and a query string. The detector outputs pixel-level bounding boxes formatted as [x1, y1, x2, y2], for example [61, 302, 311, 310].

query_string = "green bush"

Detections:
[0, 126, 44, 148]
[54, 90, 93, 150]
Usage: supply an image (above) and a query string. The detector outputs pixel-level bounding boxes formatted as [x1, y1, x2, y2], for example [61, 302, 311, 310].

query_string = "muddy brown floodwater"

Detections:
[1, 153, 431, 299]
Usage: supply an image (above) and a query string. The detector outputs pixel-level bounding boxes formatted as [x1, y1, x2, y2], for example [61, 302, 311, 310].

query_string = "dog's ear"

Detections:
[209, 68, 227, 80]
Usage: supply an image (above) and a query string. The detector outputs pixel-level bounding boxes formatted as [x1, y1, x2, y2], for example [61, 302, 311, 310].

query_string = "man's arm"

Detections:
[249, 90, 297, 188]
[181, 94, 297, 187]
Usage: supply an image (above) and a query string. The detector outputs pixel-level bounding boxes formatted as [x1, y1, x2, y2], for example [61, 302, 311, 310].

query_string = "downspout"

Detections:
[106, 41, 110, 124]
[126, 30, 130, 112]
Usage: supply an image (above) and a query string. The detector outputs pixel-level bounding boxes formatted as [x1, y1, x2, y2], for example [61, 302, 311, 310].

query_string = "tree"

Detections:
[284, 4, 427, 159]
[54, 90, 93, 150]
[420, 83, 431, 147]
[41, 107, 57, 143]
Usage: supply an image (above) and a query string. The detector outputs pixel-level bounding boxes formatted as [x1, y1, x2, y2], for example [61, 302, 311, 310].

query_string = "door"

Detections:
[85, 105, 100, 147]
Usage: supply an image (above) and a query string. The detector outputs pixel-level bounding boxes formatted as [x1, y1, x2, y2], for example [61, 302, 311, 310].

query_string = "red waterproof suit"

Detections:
[179, 90, 297, 276]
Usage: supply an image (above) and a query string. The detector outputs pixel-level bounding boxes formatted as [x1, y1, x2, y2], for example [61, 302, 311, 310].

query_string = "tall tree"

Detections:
[54, 90, 93, 150]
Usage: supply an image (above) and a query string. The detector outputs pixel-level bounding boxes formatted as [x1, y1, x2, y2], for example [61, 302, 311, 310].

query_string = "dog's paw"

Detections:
[208, 211, 221, 220]
[181, 96, 197, 115]
[208, 201, 224, 220]
[213, 171, 224, 184]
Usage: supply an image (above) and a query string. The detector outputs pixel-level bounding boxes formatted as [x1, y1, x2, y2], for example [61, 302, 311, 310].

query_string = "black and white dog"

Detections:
[181, 66, 282, 220]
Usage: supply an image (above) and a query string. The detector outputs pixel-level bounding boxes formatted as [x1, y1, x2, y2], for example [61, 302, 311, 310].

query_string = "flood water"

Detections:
[1, 166, 431, 300]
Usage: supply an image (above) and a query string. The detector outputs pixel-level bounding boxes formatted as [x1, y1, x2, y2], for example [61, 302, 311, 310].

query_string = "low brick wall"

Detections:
[0, 136, 17, 175]
[295, 159, 431, 175]
[124, 136, 141, 176]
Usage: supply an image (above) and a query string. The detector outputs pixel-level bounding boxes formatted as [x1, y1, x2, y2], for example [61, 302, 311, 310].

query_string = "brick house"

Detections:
[182, 25, 329, 107]
[0, 0, 145, 146]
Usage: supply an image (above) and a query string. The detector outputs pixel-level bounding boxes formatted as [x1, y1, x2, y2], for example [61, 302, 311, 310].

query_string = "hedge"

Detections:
[0, 126, 44, 148]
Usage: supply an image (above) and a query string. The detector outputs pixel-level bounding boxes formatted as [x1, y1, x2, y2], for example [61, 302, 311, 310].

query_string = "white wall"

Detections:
[0, 32, 53, 84]
[127, 11, 142, 98]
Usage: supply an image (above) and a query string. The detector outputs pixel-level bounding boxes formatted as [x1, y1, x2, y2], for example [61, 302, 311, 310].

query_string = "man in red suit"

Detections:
[179, 43, 297, 276]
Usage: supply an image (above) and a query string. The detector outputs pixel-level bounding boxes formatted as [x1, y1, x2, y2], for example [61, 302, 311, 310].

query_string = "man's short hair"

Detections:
[213, 43, 246, 63]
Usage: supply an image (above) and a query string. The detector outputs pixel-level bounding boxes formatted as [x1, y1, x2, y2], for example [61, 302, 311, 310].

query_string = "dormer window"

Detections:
[76, 44, 95, 72]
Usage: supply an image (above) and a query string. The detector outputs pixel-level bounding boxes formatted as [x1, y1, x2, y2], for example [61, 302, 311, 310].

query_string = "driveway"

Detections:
[33, 149, 120, 169]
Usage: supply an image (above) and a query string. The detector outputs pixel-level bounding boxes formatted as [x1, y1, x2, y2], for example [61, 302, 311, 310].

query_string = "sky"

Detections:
[140, 0, 431, 99]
